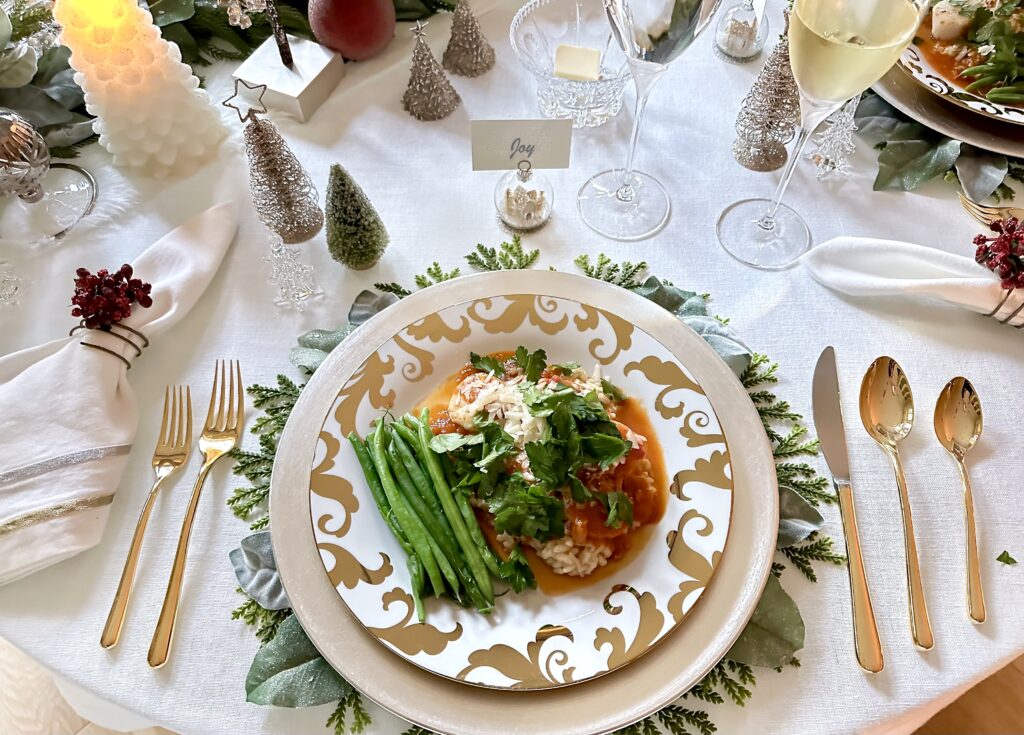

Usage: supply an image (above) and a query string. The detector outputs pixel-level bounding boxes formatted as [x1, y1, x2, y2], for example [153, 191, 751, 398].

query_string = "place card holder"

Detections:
[70, 322, 150, 369]
[985, 288, 1024, 329]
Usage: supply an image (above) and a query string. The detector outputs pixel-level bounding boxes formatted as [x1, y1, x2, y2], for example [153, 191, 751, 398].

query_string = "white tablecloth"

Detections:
[1, 2, 1022, 733]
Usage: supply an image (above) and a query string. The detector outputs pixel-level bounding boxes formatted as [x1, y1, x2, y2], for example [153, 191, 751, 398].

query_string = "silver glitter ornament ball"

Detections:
[0, 111, 50, 203]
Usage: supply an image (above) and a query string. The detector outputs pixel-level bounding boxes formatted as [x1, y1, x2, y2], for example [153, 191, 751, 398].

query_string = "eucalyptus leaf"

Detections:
[0, 45, 37, 89]
[725, 574, 805, 668]
[854, 93, 919, 139]
[32, 46, 70, 85]
[289, 347, 330, 374]
[245, 615, 352, 707]
[297, 326, 352, 353]
[36, 68, 83, 109]
[146, 0, 197, 26]
[0, 7, 11, 50]
[955, 145, 1008, 202]
[42, 115, 95, 148]
[160, 23, 199, 64]
[874, 136, 961, 192]
[394, 0, 433, 20]
[633, 276, 708, 317]
[348, 289, 399, 327]
[0, 84, 72, 127]
[229, 531, 290, 611]
[776, 486, 824, 548]
[680, 315, 753, 376]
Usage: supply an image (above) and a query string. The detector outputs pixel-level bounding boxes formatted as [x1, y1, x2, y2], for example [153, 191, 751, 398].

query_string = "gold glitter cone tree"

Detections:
[402, 21, 461, 121]
[244, 113, 324, 244]
[443, 0, 495, 77]
[733, 15, 800, 172]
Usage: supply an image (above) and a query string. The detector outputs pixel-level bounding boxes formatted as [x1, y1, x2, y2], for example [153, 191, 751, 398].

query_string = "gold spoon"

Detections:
[934, 377, 986, 624]
[860, 357, 934, 651]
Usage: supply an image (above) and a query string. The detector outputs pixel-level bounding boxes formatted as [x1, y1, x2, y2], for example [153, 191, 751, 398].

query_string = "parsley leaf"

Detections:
[487, 473, 565, 541]
[429, 432, 484, 453]
[601, 378, 626, 402]
[571, 390, 609, 423]
[569, 475, 593, 504]
[470, 352, 505, 376]
[581, 433, 631, 469]
[997, 550, 1018, 565]
[497, 545, 536, 592]
[550, 361, 580, 375]
[474, 418, 516, 473]
[524, 441, 567, 487]
[513, 346, 548, 382]
[598, 491, 634, 528]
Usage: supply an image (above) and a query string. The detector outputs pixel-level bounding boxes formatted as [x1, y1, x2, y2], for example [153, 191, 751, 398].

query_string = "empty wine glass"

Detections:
[578, 0, 722, 241]
[717, 0, 928, 269]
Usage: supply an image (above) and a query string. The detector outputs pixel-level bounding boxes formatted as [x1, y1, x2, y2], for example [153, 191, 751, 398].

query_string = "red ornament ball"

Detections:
[71, 264, 153, 330]
[309, 0, 396, 61]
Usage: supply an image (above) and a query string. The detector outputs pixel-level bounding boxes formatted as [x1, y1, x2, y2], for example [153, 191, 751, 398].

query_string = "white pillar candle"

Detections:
[55, 0, 225, 179]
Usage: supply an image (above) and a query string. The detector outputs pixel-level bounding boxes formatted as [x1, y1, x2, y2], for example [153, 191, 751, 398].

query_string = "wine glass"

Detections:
[717, 0, 928, 269]
[578, 0, 722, 241]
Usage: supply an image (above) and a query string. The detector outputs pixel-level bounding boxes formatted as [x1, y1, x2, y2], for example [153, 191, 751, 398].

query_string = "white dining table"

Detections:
[1, 1, 1022, 733]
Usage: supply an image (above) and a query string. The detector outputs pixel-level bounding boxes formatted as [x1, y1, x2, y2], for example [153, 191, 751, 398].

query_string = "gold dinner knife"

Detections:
[812, 346, 884, 673]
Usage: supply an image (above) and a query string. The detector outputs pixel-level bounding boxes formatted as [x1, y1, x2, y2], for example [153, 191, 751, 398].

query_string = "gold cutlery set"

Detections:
[813, 347, 986, 674]
[100, 361, 243, 667]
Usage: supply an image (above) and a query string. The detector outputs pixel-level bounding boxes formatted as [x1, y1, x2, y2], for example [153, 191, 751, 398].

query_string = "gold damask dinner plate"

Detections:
[308, 287, 733, 689]
[271, 271, 778, 734]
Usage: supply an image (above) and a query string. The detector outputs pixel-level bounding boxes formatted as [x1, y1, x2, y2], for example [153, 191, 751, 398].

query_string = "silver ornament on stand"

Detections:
[0, 111, 97, 247]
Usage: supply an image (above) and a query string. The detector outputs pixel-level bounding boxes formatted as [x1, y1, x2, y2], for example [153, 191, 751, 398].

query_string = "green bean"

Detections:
[407, 552, 425, 622]
[415, 408, 494, 604]
[348, 433, 406, 546]
[966, 75, 1001, 92]
[392, 419, 423, 458]
[392, 429, 449, 519]
[987, 90, 1024, 102]
[369, 422, 446, 598]
[449, 473, 502, 577]
[384, 439, 461, 593]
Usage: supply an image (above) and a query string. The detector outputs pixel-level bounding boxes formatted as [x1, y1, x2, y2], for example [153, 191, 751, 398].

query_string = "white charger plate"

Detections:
[272, 270, 778, 734]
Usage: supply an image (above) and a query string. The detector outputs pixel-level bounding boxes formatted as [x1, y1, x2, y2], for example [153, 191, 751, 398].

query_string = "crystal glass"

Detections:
[510, 0, 632, 129]
[578, 0, 722, 241]
[717, 0, 928, 269]
[0, 164, 97, 248]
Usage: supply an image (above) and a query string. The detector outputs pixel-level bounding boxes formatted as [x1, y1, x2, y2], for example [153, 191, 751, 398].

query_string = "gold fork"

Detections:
[148, 361, 243, 668]
[100, 386, 192, 650]
[958, 192, 1024, 227]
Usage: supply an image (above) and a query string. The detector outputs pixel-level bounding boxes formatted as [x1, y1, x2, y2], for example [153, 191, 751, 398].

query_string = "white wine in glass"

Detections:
[717, 0, 927, 270]
[578, 0, 721, 242]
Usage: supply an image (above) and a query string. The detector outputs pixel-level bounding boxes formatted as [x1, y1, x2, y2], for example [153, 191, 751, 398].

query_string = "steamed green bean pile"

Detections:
[347, 408, 533, 621]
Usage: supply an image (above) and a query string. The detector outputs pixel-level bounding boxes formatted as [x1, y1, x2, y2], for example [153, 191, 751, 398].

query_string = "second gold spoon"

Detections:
[934, 377, 986, 624]
[860, 356, 934, 651]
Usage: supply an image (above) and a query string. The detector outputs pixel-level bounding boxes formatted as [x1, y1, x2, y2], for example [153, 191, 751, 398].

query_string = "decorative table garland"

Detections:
[224, 237, 846, 735]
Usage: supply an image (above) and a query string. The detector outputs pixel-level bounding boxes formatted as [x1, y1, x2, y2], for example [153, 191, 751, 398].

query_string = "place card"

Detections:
[470, 119, 573, 171]
[554, 44, 601, 81]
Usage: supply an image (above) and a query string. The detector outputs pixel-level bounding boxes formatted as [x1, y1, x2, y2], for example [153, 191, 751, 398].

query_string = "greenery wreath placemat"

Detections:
[225, 238, 846, 735]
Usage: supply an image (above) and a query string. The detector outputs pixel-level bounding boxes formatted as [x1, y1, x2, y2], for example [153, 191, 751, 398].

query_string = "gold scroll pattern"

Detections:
[467, 294, 569, 335]
[456, 625, 576, 688]
[671, 450, 732, 500]
[317, 543, 392, 590]
[573, 304, 635, 365]
[367, 587, 464, 655]
[594, 586, 667, 670]
[623, 355, 705, 420]
[666, 509, 721, 623]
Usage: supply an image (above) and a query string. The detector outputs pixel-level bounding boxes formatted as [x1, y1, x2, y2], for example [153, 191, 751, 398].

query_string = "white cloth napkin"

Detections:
[802, 237, 1024, 327]
[0, 202, 238, 586]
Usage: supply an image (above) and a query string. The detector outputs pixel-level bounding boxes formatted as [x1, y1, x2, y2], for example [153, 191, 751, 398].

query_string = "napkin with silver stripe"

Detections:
[0, 202, 238, 587]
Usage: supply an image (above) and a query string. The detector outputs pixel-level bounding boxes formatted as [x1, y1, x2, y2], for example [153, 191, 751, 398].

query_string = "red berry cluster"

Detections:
[71, 264, 153, 330]
[974, 217, 1024, 290]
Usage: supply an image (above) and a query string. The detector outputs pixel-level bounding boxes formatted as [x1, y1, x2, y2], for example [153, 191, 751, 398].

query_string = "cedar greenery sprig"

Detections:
[230, 589, 290, 643]
[465, 235, 539, 271]
[574, 253, 649, 290]
[780, 533, 847, 583]
[327, 690, 371, 735]
[415, 262, 461, 288]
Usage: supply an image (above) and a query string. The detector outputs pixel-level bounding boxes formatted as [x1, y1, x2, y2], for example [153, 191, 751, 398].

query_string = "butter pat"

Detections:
[554, 44, 601, 82]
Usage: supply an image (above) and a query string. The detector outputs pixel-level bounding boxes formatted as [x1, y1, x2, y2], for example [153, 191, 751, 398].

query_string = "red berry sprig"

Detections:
[71, 264, 153, 330]
[974, 217, 1024, 290]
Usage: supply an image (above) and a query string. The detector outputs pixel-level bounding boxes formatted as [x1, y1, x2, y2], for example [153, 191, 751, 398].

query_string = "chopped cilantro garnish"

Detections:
[598, 491, 634, 528]
[550, 361, 580, 375]
[498, 545, 536, 592]
[580, 433, 631, 469]
[997, 550, 1018, 565]
[429, 432, 484, 453]
[487, 473, 564, 541]
[601, 378, 626, 402]
[513, 346, 548, 382]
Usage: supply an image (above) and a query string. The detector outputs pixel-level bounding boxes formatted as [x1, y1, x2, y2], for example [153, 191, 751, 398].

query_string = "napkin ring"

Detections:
[985, 288, 1024, 329]
[70, 322, 150, 369]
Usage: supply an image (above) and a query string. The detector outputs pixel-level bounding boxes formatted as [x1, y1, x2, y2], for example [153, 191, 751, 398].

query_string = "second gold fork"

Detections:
[101, 385, 192, 649]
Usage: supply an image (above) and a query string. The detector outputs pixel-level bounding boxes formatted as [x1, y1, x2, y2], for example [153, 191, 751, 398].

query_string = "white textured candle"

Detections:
[55, 0, 225, 179]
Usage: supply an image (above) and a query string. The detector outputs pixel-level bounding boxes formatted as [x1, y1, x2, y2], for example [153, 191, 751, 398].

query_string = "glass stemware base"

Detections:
[577, 169, 671, 241]
[716, 198, 811, 270]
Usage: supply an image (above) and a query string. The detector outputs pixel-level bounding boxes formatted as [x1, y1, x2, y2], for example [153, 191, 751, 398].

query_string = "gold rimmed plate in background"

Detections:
[270, 270, 778, 735]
